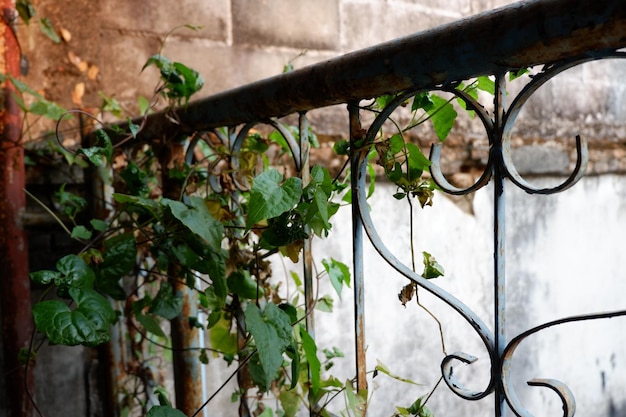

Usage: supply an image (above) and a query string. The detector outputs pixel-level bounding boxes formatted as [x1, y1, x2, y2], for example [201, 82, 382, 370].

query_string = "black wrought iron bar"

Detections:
[99, 0, 626, 144]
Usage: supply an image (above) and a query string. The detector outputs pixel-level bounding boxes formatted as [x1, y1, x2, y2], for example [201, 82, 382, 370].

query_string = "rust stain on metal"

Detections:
[0, 3, 34, 417]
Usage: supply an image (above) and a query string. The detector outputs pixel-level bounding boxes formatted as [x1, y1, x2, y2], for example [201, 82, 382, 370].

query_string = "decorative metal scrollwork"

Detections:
[352, 90, 497, 401]
[351, 49, 626, 415]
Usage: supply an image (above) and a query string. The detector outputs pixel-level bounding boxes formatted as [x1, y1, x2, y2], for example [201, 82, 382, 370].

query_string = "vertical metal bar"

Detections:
[299, 113, 316, 416]
[0, 4, 34, 417]
[300, 113, 314, 339]
[348, 103, 368, 392]
[493, 72, 507, 417]
[159, 139, 203, 414]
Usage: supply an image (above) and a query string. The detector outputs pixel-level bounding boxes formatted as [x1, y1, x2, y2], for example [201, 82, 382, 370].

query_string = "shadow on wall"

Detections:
[610, 399, 626, 417]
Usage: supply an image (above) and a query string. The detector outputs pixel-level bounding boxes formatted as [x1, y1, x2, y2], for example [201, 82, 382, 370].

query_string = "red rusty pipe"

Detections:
[0, 2, 34, 416]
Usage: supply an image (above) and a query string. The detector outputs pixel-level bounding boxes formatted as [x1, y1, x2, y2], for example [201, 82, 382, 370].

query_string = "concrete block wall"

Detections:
[22, 0, 517, 114]
[20, 0, 626, 175]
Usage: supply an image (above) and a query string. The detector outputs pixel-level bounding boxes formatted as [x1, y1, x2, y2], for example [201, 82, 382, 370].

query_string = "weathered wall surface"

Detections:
[19, 0, 626, 174]
[6, 0, 626, 416]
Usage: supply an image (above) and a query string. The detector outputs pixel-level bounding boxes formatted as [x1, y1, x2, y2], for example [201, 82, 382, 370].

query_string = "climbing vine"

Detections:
[9, 7, 512, 417]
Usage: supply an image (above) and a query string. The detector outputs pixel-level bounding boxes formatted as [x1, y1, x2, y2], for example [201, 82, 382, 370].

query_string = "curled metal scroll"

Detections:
[501, 51, 626, 194]
[428, 86, 495, 195]
[354, 90, 497, 400]
[501, 310, 626, 417]
[184, 119, 302, 193]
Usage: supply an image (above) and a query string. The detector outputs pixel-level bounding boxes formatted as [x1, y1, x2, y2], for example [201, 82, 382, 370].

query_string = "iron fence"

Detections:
[98, 0, 626, 415]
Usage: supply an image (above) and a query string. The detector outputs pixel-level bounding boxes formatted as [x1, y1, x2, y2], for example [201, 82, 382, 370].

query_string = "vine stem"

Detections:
[407, 191, 447, 355]
[23, 188, 72, 236]
[191, 349, 257, 417]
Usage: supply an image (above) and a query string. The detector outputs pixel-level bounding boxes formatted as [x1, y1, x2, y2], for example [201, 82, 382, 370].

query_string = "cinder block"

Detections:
[469, 0, 519, 14]
[100, 0, 230, 41]
[393, 0, 470, 15]
[162, 40, 337, 96]
[232, 0, 340, 50]
[340, 1, 455, 51]
[98, 30, 162, 109]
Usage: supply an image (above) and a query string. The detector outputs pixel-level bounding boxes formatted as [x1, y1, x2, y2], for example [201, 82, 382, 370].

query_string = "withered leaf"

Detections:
[398, 282, 416, 307]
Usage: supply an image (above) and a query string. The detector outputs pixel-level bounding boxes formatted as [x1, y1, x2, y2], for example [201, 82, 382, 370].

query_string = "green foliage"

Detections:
[394, 396, 434, 417]
[22, 28, 515, 417]
[300, 327, 321, 395]
[143, 54, 204, 105]
[244, 303, 293, 390]
[32, 288, 116, 346]
[322, 258, 351, 299]
[38, 17, 60, 43]
[146, 405, 187, 417]
[422, 252, 444, 279]
[247, 169, 303, 228]
[162, 196, 224, 250]
[16, 0, 36, 25]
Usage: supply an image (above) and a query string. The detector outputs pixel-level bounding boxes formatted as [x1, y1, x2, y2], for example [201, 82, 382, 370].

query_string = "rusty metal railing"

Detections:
[97, 0, 626, 415]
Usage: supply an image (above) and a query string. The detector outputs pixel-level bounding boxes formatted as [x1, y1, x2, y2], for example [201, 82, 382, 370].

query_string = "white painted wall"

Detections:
[308, 175, 626, 416]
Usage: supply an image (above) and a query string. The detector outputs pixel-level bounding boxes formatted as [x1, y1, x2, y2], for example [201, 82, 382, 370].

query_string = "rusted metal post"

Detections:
[299, 113, 314, 341]
[0, 2, 34, 416]
[298, 113, 317, 416]
[159, 138, 203, 415]
[348, 103, 367, 392]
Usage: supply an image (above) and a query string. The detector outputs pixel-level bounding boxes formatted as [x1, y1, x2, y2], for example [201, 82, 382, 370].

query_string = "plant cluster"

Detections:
[7, 7, 518, 416]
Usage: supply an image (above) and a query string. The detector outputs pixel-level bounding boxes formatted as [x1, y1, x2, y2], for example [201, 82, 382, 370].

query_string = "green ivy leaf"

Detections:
[315, 295, 334, 312]
[344, 380, 367, 417]
[247, 169, 302, 228]
[374, 359, 421, 385]
[477, 75, 495, 94]
[170, 62, 205, 101]
[38, 17, 60, 43]
[142, 55, 204, 104]
[411, 92, 434, 112]
[322, 258, 351, 299]
[509, 68, 530, 81]
[375, 94, 398, 109]
[29, 99, 67, 120]
[137, 96, 151, 115]
[16, 0, 36, 25]
[162, 196, 223, 250]
[90, 219, 108, 232]
[209, 314, 237, 355]
[149, 281, 182, 320]
[422, 251, 444, 279]
[227, 270, 263, 299]
[32, 288, 115, 346]
[71, 225, 92, 240]
[30, 269, 60, 285]
[429, 95, 457, 142]
[406, 396, 434, 417]
[300, 327, 321, 396]
[135, 312, 167, 339]
[406, 143, 431, 181]
[95, 233, 136, 300]
[146, 405, 187, 417]
[127, 118, 140, 138]
[99, 91, 124, 118]
[333, 139, 350, 155]
[279, 388, 300, 417]
[56, 254, 95, 290]
[244, 303, 292, 390]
